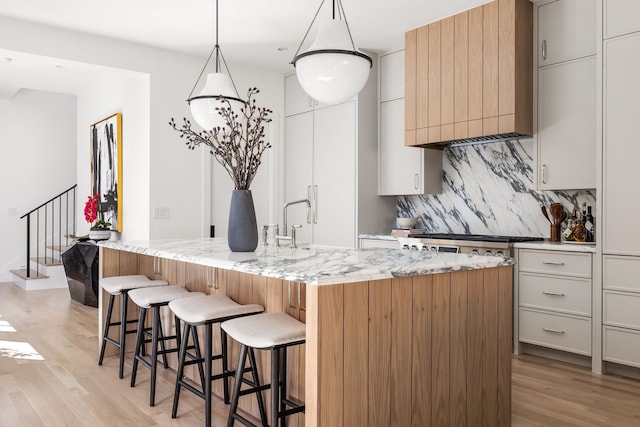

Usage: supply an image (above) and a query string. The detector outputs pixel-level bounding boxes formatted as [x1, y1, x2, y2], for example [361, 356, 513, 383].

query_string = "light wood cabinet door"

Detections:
[404, 0, 532, 146]
[603, 32, 640, 255]
[537, 56, 597, 190]
[604, 0, 640, 38]
[537, 0, 596, 66]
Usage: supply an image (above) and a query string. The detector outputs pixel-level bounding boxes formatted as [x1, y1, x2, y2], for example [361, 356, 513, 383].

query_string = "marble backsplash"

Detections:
[397, 139, 596, 237]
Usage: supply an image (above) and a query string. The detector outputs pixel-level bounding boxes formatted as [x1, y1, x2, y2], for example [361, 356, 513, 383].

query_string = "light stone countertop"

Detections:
[512, 240, 596, 253]
[99, 238, 513, 286]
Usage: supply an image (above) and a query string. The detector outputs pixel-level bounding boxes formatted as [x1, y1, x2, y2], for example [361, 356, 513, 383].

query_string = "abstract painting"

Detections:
[90, 113, 122, 232]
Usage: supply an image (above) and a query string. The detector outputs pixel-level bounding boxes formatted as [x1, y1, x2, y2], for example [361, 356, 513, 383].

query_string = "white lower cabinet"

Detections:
[603, 255, 640, 367]
[516, 248, 593, 358]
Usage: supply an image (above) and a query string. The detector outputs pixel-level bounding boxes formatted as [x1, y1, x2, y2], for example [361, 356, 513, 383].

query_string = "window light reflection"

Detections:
[0, 320, 16, 332]
[0, 340, 44, 360]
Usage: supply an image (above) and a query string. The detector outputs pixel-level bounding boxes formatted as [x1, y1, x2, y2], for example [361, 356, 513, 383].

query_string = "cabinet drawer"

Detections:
[518, 249, 591, 278]
[604, 255, 640, 292]
[519, 308, 591, 356]
[359, 238, 399, 249]
[603, 291, 640, 329]
[519, 273, 591, 316]
[604, 326, 640, 368]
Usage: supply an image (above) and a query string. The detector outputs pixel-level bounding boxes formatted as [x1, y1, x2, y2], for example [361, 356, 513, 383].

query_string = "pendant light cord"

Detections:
[187, 0, 242, 101]
[291, 0, 358, 63]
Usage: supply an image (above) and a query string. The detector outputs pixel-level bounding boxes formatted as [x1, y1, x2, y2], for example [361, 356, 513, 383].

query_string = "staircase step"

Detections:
[9, 269, 49, 280]
[31, 257, 62, 267]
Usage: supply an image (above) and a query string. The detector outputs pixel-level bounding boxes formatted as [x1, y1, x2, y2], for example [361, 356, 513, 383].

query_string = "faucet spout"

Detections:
[282, 198, 311, 235]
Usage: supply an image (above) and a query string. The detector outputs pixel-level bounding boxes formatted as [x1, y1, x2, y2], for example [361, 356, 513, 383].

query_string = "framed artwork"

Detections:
[90, 113, 122, 232]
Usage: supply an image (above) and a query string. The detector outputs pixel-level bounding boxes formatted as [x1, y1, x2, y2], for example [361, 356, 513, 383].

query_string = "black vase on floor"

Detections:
[227, 189, 258, 252]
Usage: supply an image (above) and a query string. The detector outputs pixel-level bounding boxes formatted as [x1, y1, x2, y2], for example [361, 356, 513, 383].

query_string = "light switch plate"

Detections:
[154, 207, 170, 219]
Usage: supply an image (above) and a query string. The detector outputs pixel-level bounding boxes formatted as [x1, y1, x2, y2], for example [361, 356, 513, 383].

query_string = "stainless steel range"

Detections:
[397, 233, 544, 257]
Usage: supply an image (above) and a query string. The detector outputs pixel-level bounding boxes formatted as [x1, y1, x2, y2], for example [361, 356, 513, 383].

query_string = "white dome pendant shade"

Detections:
[291, 0, 373, 105]
[188, 72, 245, 130]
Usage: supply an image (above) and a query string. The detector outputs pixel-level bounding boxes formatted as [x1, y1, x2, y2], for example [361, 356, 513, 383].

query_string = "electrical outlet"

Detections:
[154, 207, 170, 219]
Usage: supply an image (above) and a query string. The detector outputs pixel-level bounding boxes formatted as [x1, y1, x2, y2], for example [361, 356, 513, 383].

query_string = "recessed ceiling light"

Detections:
[0, 57, 13, 63]
[277, 47, 288, 52]
[54, 64, 65, 69]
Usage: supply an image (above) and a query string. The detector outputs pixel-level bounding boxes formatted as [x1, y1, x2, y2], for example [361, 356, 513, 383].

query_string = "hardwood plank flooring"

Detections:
[1, 282, 640, 426]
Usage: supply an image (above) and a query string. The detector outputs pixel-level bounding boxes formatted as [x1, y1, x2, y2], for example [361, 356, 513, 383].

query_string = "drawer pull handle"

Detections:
[542, 261, 565, 266]
[542, 327, 565, 334]
[542, 290, 565, 296]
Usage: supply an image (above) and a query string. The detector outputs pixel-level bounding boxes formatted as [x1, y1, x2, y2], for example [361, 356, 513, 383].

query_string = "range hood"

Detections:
[404, 0, 533, 149]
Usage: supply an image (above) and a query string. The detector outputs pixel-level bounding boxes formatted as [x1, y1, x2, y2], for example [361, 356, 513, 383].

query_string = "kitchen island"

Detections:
[98, 238, 514, 427]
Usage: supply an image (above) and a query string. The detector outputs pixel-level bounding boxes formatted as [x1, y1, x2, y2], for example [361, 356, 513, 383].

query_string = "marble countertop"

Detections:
[513, 240, 596, 253]
[99, 238, 513, 286]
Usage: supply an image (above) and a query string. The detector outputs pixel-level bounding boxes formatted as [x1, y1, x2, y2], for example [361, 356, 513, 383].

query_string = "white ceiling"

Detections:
[0, 0, 489, 96]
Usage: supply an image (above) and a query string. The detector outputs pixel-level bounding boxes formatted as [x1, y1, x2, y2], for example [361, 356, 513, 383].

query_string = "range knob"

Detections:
[402, 244, 410, 250]
[496, 251, 505, 257]
[471, 249, 480, 256]
[484, 250, 493, 256]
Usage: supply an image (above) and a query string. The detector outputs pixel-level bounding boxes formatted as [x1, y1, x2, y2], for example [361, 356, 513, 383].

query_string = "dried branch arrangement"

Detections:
[170, 87, 273, 190]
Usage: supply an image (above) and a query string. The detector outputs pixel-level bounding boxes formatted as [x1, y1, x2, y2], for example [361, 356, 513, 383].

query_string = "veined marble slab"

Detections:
[99, 238, 513, 286]
[513, 240, 596, 253]
[358, 234, 398, 241]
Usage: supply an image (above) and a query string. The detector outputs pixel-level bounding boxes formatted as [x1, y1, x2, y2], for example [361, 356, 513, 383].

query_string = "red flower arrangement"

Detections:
[84, 194, 111, 229]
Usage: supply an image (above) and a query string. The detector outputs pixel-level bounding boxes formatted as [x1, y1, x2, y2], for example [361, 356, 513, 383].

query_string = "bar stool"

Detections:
[221, 312, 306, 427]
[99, 275, 168, 379]
[169, 294, 265, 427]
[128, 285, 206, 406]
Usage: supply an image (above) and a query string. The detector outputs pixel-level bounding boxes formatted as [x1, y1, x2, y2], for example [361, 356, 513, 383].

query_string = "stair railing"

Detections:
[20, 185, 77, 278]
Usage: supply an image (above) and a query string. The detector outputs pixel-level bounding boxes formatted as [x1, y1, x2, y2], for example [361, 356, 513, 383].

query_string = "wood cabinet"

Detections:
[535, 0, 597, 190]
[284, 72, 395, 247]
[515, 248, 593, 357]
[405, 0, 532, 146]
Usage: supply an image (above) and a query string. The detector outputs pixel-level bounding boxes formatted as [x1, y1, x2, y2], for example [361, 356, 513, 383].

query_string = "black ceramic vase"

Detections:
[227, 189, 258, 252]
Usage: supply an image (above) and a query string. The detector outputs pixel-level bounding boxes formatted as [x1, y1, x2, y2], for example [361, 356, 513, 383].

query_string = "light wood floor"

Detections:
[1, 282, 640, 426]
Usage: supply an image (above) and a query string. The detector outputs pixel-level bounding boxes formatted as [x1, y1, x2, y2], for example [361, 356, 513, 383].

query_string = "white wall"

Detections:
[0, 16, 285, 279]
[0, 89, 77, 280]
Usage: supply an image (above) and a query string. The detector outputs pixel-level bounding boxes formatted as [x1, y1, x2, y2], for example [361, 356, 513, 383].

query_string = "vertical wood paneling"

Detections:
[344, 281, 369, 427]
[441, 16, 455, 127]
[405, 29, 417, 133]
[514, 0, 533, 134]
[369, 279, 391, 427]
[284, 281, 302, 427]
[482, 268, 499, 426]
[498, 0, 515, 117]
[428, 21, 441, 128]
[467, 269, 484, 423]
[391, 277, 412, 427]
[416, 25, 429, 130]
[100, 248, 120, 278]
[454, 12, 469, 126]
[305, 284, 320, 427]
[468, 5, 483, 123]
[412, 274, 432, 426]
[318, 284, 344, 427]
[431, 273, 450, 426]
[483, 0, 499, 120]
[497, 266, 513, 426]
[450, 271, 468, 427]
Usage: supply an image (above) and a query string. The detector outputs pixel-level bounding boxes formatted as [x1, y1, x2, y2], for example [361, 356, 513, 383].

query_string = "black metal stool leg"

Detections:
[227, 344, 249, 427]
[248, 348, 268, 426]
[150, 306, 160, 406]
[118, 291, 129, 379]
[98, 293, 115, 365]
[271, 348, 280, 427]
[130, 307, 147, 387]
[172, 322, 190, 418]
[279, 347, 287, 427]
[192, 325, 206, 388]
[220, 328, 230, 404]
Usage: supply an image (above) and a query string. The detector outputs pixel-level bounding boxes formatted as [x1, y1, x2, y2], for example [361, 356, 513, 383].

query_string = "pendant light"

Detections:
[187, 0, 244, 130]
[291, 0, 372, 105]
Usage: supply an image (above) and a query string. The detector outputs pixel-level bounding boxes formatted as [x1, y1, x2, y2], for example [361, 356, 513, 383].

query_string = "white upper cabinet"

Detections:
[536, 0, 597, 190]
[380, 50, 405, 102]
[378, 50, 442, 196]
[285, 74, 313, 116]
[537, 0, 597, 65]
[604, 0, 640, 39]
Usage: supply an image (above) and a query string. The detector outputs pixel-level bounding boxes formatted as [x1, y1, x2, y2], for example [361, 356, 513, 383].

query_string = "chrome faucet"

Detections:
[275, 198, 311, 248]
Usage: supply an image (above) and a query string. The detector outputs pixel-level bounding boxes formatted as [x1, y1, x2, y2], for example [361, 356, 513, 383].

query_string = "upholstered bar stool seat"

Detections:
[98, 275, 168, 379]
[169, 294, 265, 427]
[128, 285, 205, 406]
[221, 312, 306, 427]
